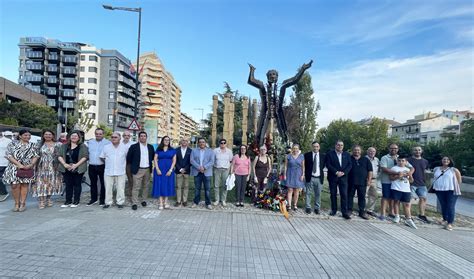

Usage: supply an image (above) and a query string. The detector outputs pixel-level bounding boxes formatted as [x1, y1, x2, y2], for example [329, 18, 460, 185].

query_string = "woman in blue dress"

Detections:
[152, 136, 176, 210]
[284, 143, 305, 211]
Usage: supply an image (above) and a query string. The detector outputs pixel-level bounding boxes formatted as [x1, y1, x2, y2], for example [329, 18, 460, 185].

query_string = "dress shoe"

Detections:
[342, 214, 352, 220]
[174, 202, 181, 207]
[117, 204, 124, 209]
[141, 201, 147, 207]
[305, 208, 311, 214]
[132, 204, 138, 210]
[329, 211, 337, 216]
[314, 209, 320, 215]
[182, 202, 188, 207]
[103, 205, 110, 209]
[359, 213, 369, 220]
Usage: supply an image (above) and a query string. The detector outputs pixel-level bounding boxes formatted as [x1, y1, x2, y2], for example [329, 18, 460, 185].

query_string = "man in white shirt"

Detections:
[86, 128, 111, 206]
[0, 131, 12, 202]
[100, 132, 128, 209]
[366, 147, 380, 217]
[121, 130, 135, 203]
[304, 141, 325, 214]
[213, 139, 233, 206]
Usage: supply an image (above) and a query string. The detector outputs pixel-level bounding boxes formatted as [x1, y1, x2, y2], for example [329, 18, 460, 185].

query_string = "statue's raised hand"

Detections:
[248, 63, 256, 71]
[302, 60, 313, 70]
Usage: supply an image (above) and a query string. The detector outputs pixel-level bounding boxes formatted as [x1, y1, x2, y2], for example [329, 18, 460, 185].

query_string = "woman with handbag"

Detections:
[432, 156, 462, 231]
[2, 129, 39, 212]
[57, 131, 89, 208]
[33, 130, 63, 209]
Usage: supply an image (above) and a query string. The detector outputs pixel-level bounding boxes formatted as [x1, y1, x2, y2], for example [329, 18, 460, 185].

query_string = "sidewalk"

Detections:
[0, 195, 473, 278]
[426, 193, 474, 218]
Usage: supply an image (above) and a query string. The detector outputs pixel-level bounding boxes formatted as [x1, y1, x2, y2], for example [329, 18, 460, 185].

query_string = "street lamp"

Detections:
[103, 4, 142, 138]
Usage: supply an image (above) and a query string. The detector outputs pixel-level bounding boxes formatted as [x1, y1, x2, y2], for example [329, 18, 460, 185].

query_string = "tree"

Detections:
[96, 123, 113, 138]
[0, 100, 58, 130]
[285, 72, 320, 152]
[443, 119, 474, 175]
[67, 99, 94, 133]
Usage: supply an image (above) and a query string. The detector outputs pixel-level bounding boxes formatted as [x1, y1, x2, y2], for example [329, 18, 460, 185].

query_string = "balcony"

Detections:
[47, 77, 58, 84]
[62, 55, 77, 64]
[25, 75, 43, 83]
[117, 96, 136, 107]
[46, 88, 57, 96]
[25, 85, 41, 93]
[117, 85, 135, 98]
[46, 99, 57, 107]
[62, 101, 74, 109]
[61, 89, 76, 98]
[48, 53, 59, 61]
[117, 121, 129, 128]
[26, 51, 43, 59]
[117, 106, 134, 117]
[118, 75, 135, 88]
[62, 78, 76, 87]
[47, 65, 58, 73]
[26, 63, 43, 71]
[62, 67, 76, 76]
[119, 64, 135, 78]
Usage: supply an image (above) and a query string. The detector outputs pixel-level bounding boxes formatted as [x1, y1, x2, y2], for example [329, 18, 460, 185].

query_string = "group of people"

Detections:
[0, 129, 463, 231]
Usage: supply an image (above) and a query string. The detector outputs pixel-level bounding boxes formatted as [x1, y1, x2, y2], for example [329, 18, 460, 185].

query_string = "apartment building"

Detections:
[135, 52, 181, 141]
[179, 112, 198, 140]
[391, 115, 460, 143]
[79, 46, 139, 139]
[18, 37, 81, 125]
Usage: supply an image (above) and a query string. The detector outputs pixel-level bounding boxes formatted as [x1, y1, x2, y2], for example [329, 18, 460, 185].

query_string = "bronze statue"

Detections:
[247, 60, 313, 146]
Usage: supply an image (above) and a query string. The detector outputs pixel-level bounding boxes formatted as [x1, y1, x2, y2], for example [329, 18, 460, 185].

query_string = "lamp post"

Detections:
[103, 4, 141, 138]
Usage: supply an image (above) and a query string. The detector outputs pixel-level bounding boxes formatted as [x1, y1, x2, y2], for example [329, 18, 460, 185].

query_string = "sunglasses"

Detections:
[220, 142, 226, 144]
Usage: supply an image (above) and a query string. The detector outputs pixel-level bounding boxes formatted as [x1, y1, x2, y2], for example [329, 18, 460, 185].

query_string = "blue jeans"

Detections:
[305, 177, 322, 210]
[194, 173, 211, 205]
[435, 190, 458, 224]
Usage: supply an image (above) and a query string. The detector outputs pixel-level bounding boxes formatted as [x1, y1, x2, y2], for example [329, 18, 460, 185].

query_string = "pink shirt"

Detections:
[233, 155, 250, 175]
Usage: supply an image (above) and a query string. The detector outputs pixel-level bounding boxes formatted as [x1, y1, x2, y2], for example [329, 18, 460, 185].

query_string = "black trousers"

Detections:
[64, 171, 84, 204]
[348, 184, 367, 215]
[329, 177, 348, 215]
[88, 165, 105, 204]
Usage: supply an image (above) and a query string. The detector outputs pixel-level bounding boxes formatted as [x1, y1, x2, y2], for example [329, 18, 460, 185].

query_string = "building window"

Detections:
[109, 70, 117, 78]
[80, 55, 85, 61]
[87, 100, 97, 106]
[88, 89, 97, 95]
[89, 55, 98, 62]
[88, 66, 97, 73]
[108, 114, 113, 124]
[79, 77, 85, 83]
[88, 78, 97, 84]
[108, 91, 115, 99]
[109, 81, 117, 89]
[110, 59, 118, 67]
[80, 66, 85, 72]
[80, 89, 84, 94]
[87, 113, 96, 119]
[108, 102, 116, 109]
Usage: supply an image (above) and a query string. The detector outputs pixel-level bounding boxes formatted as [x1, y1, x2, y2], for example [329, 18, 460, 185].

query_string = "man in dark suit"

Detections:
[325, 140, 353, 219]
[304, 141, 325, 214]
[126, 131, 155, 210]
[175, 138, 192, 207]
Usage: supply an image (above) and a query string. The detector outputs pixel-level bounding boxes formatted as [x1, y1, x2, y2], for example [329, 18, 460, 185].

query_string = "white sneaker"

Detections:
[191, 203, 197, 208]
[405, 218, 418, 229]
[60, 204, 70, 208]
[206, 205, 213, 210]
[213, 201, 219, 206]
[70, 204, 79, 208]
[222, 201, 227, 207]
[393, 215, 400, 223]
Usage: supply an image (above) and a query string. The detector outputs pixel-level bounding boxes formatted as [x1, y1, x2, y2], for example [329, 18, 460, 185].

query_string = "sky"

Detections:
[0, 0, 473, 128]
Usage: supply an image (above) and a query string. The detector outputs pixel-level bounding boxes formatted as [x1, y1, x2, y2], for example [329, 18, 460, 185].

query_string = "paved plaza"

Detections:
[1, 193, 473, 279]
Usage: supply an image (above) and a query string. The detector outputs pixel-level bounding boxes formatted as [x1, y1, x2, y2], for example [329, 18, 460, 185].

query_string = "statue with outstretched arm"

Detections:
[248, 63, 268, 146]
[277, 60, 313, 144]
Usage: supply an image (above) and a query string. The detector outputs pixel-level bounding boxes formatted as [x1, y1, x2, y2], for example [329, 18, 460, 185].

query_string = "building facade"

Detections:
[135, 52, 181, 142]
[0, 77, 46, 105]
[18, 37, 81, 125]
[179, 112, 198, 140]
[78, 46, 139, 139]
[391, 115, 460, 143]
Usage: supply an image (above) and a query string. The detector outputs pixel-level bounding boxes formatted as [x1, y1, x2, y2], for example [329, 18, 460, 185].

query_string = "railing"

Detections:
[62, 89, 75, 98]
[62, 55, 77, 63]
[47, 65, 58, 72]
[62, 67, 76, 75]
[25, 75, 43, 82]
[26, 63, 43, 71]
[62, 79, 76, 86]
[46, 88, 57, 96]
[26, 51, 43, 59]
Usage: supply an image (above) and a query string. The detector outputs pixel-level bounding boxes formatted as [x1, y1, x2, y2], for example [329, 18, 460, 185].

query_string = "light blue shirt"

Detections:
[87, 138, 111, 165]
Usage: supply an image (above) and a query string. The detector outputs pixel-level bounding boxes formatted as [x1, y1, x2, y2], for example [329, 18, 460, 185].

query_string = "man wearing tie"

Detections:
[190, 138, 215, 209]
[304, 141, 325, 214]
[325, 140, 353, 219]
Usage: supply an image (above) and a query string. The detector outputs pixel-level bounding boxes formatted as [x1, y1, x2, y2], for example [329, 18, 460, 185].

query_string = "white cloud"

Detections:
[313, 48, 474, 128]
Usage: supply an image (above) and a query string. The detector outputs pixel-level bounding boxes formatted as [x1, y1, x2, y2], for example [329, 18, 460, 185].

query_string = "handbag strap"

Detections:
[432, 167, 450, 185]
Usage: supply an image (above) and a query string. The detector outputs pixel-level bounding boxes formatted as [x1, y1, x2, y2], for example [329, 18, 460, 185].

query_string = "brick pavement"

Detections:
[0, 199, 472, 278]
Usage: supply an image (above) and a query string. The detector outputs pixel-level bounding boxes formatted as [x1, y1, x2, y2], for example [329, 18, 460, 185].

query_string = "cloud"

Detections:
[313, 48, 474, 128]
